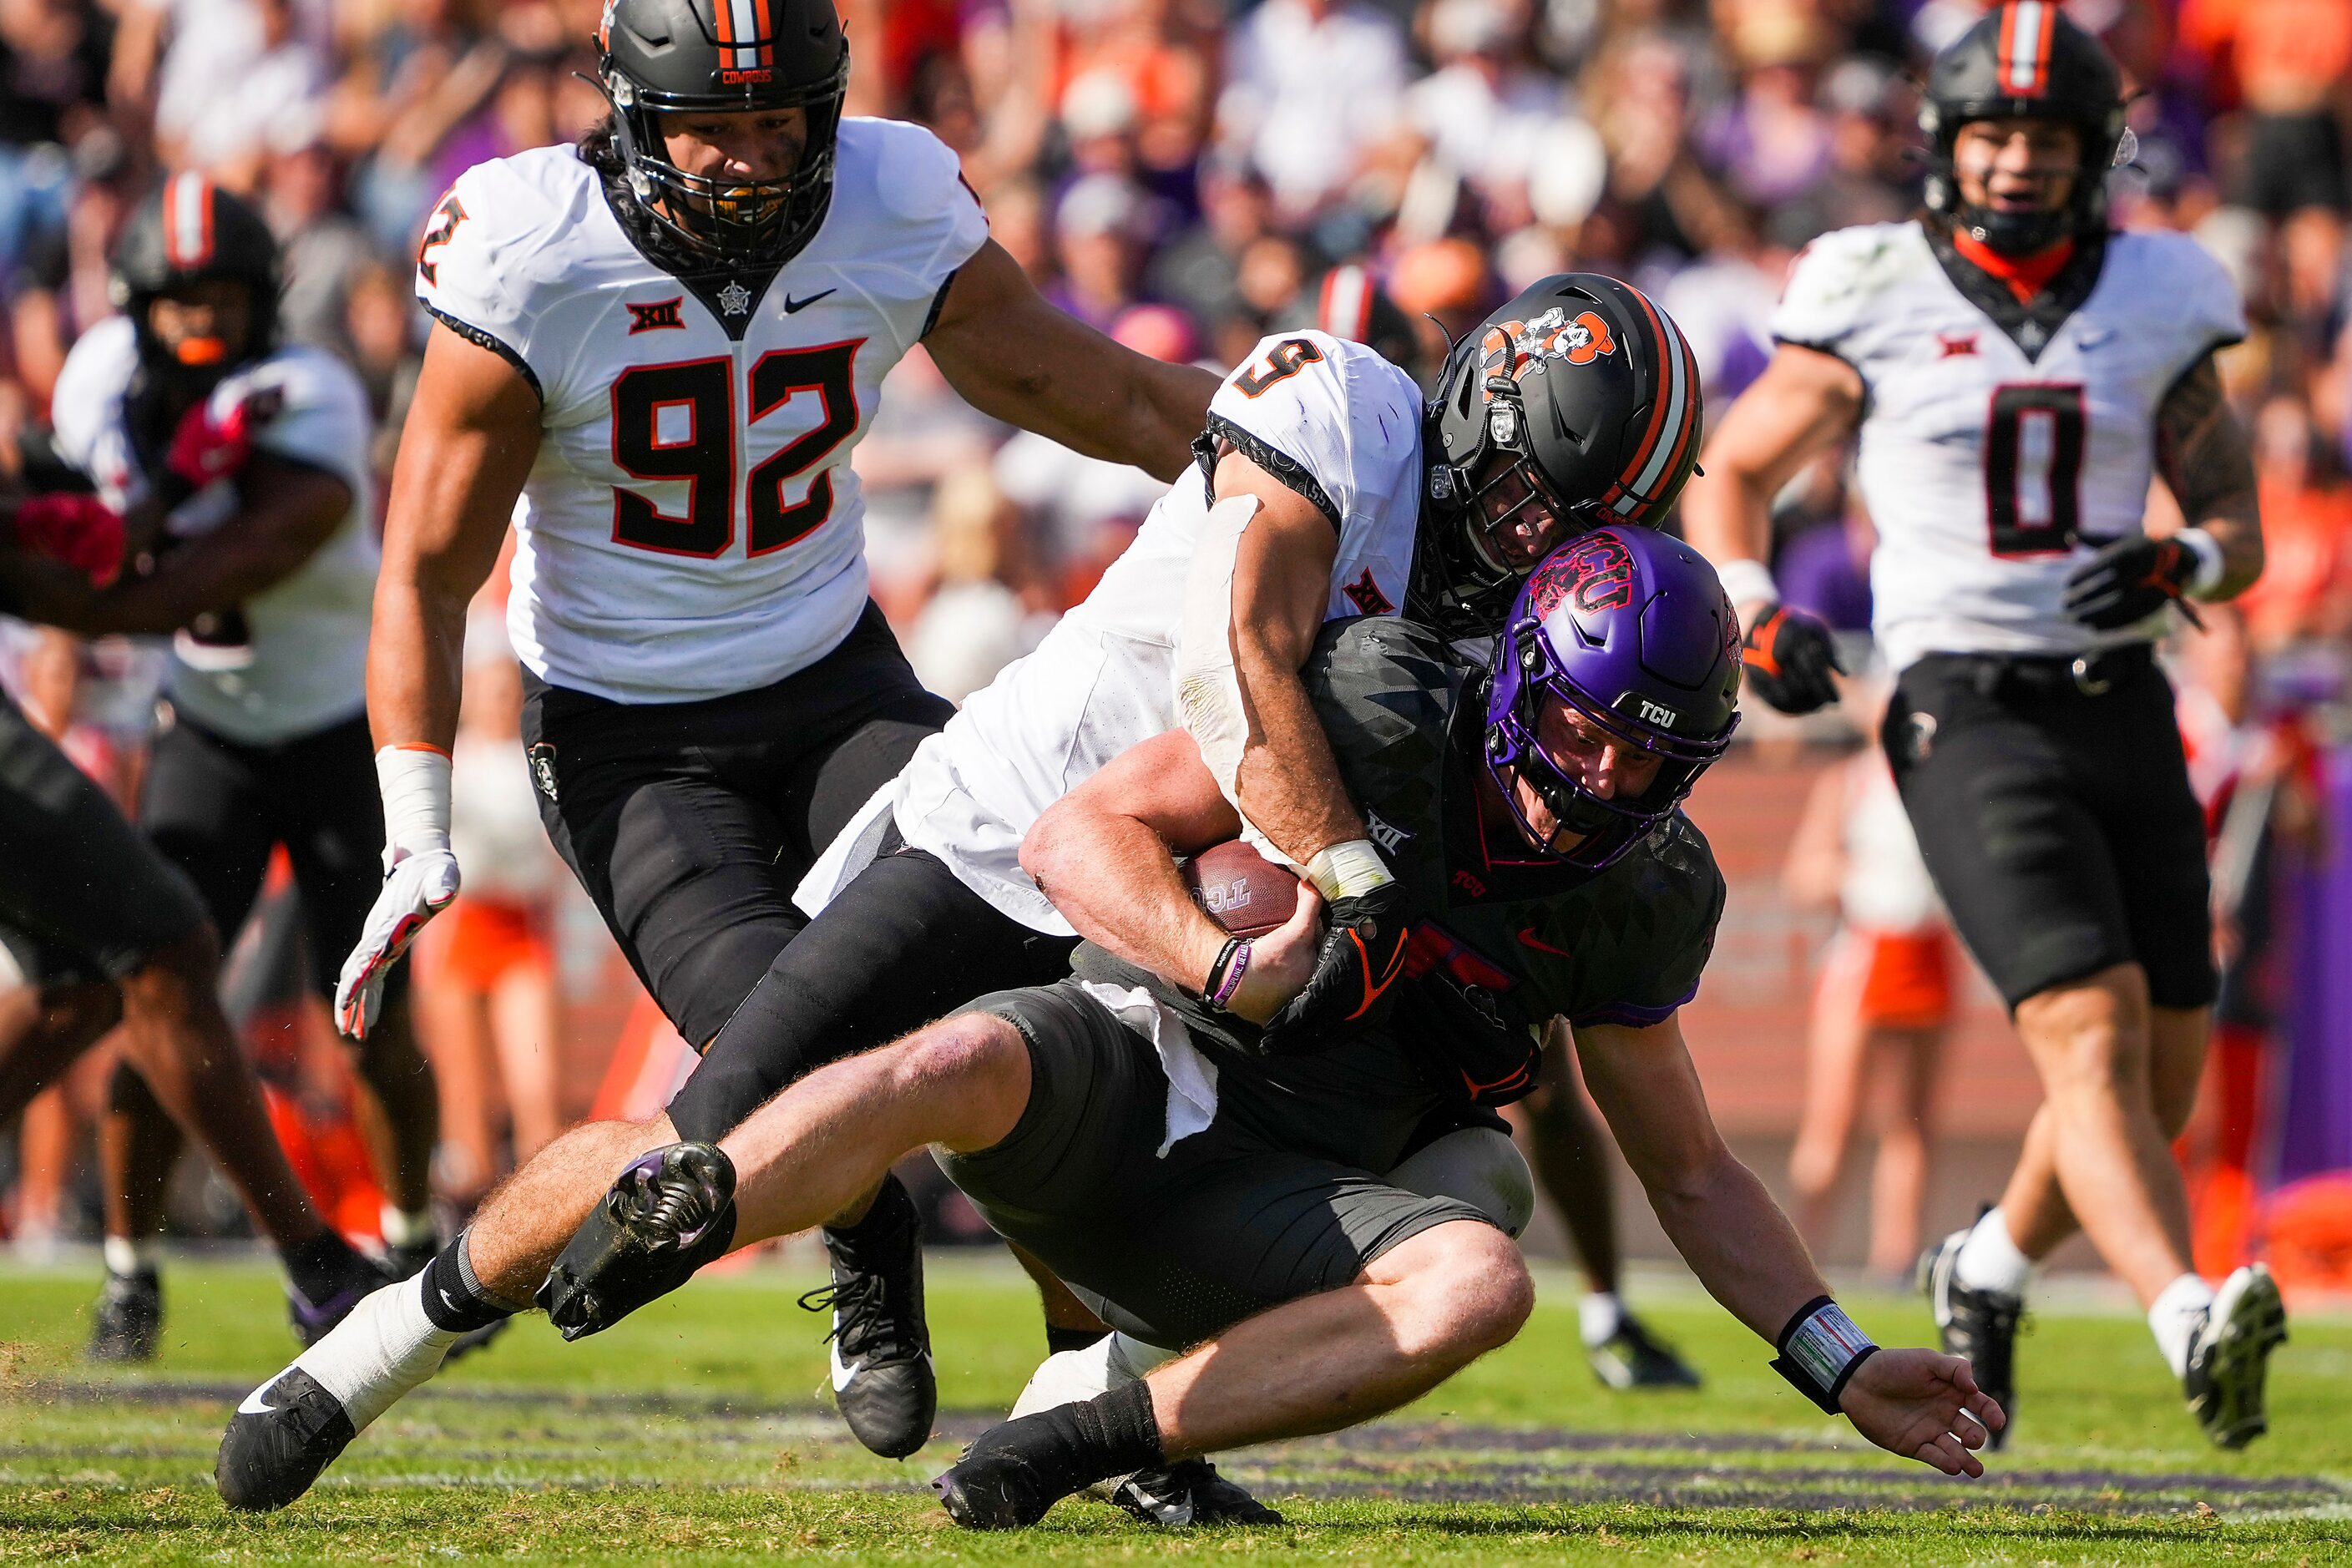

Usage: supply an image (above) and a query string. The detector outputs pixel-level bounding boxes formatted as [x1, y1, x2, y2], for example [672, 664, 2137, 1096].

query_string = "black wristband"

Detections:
[1769, 1295, 1879, 1414]
[1201, 937, 1243, 1007]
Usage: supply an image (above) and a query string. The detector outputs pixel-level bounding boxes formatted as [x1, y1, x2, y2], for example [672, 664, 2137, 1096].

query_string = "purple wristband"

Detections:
[1206, 938, 1252, 1009]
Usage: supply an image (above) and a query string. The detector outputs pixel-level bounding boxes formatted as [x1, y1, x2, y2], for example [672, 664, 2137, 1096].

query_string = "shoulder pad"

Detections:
[1206, 331, 1422, 531]
[1771, 223, 1928, 355]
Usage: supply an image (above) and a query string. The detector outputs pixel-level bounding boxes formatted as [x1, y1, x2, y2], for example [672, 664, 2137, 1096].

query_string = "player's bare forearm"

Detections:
[2155, 353, 2263, 597]
[71, 459, 349, 635]
[928, 239, 1216, 481]
[1574, 1016, 1828, 1341]
[1216, 452, 1364, 865]
[369, 325, 540, 750]
[1682, 345, 1862, 623]
[1023, 731, 1242, 990]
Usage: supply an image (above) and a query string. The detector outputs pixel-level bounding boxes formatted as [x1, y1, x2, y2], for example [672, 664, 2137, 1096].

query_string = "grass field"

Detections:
[4, 1252, 2350, 1563]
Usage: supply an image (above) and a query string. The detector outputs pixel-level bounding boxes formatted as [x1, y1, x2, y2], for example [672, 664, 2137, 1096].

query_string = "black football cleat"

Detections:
[384, 1237, 439, 1282]
[1110, 1459, 1285, 1525]
[2185, 1264, 2287, 1450]
[87, 1267, 163, 1363]
[215, 1367, 358, 1512]
[933, 1437, 1065, 1530]
[539, 1142, 736, 1340]
[1587, 1310, 1702, 1390]
[1920, 1227, 2021, 1449]
[802, 1174, 936, 1459]
[287, 1249, 394, 1348]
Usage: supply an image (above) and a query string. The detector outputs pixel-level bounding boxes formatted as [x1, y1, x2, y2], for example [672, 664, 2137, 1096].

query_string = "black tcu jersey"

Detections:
[1075, 616, 1726, 1109]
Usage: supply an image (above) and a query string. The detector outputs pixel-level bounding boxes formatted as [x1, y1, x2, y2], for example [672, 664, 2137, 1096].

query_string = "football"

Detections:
[1179, 839, 1301, 938]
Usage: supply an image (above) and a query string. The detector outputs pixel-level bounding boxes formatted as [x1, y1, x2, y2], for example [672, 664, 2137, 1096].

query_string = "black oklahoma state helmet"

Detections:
[1920, 2, 2127, 255]
[598, 0, 851, 267]
[1413, 273, 1702, 638]
[112, 172, 281, 387]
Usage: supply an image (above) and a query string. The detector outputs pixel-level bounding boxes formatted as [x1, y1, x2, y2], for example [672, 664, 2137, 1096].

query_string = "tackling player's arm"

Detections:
[1022, 729, 1322, 1024]
[1678, 344, 1861, 713]
[2067, 352, 2264, 629]
[924, 238, 1217, 483]
[1574, 1011, 2005, 1475]
[331, 322, 542, 1039]
[1213, 448, 1365, 867]
[0, 457, 350, 635]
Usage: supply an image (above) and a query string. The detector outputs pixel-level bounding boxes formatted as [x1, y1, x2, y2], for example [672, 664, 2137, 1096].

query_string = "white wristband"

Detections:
[376, 746, 453, 865]
[1305, 838, 1395, 902]
[2175, 527, 2226, 598]
[1715, 558, 1780, 617]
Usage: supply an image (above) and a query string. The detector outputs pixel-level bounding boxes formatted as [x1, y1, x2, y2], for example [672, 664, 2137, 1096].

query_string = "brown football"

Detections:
[1180, 840, 1301, 938]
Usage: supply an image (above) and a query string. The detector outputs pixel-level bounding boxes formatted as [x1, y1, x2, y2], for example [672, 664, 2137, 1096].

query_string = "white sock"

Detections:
[2148, 1273, 2216, 1379]
[1580, 1292, 1625, 1348]
[103, 1236, 160, 1277]
[1954, 1207, 2032, 1299]
[379, 1204, 437, 1250]
[276, 1275, 461, 1431]
[1007, 1338, 1120, 1420]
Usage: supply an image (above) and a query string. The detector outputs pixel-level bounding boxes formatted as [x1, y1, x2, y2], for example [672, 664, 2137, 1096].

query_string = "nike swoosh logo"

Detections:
[440, 1287, 463, 1313]
[1517, 928, 1573, 959]
[783, 289, 837, 313]
[238, 1383, 282, 1417]
[832, 1354, 866, 1392]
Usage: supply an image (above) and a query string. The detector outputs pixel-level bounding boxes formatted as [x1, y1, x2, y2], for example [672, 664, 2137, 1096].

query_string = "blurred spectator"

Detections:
[264, 134, 373, 360]
[1049, 172, 1155, 330]
[2237, 392, 2352, 650]
[906, 468, 1038, 706]
[149, 0, 326, 188]
[0, 0, 113, 274]
[1218, 0, 1409, 220]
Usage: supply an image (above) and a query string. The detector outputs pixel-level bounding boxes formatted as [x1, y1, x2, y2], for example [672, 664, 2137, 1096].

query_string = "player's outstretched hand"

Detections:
[1838, 1347, 2005, 1477]
[1739, 603, 1844, 715]
[335, 848, 460, 1039]
[2063, 534, 2197, 630]
[1256, 877, 1410, 1056]
[1225, 882, 1323, 1025]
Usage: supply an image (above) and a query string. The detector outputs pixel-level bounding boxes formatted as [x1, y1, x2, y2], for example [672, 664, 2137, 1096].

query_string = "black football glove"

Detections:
[1255, 878, 1411, 1058]
[1740, 603, 1844, 715]
[2063, 534, 2201, 630]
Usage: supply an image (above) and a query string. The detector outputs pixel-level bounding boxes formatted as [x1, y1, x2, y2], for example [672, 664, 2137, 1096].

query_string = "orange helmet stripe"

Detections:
[162, 172, 215, 269]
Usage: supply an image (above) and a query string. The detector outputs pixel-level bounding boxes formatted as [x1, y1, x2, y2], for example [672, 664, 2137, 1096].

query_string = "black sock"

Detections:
[283, 1230, 367, 1306]
[419, 1230, 521, 1333]
[1047, 1325, 1110, 1357]
[979, 1380, 1163, 1499]
[822, 1173, 915, 1260]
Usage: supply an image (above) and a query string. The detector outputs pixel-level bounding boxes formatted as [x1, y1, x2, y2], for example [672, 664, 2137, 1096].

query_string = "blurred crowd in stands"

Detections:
[3, 0, 2350, 1275]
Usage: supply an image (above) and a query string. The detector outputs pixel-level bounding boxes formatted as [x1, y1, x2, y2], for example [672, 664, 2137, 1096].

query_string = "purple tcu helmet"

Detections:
[1485, 527, 1743, 869]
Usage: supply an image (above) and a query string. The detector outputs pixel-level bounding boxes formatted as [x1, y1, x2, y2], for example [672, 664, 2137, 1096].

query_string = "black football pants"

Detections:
[664, 842, 1079, 1144]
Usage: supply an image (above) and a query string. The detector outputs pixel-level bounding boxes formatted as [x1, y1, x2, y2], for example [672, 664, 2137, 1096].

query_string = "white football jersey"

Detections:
[49, 316, 377, 745]
[1772, 221, 2245, 672]
[818, 331, 1425, 933]
[417, 120, 988, 704]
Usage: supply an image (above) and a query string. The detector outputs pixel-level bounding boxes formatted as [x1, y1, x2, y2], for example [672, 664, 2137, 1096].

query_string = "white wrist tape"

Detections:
[1715, 558, 1780, 617]
[1306, 838, 1396, 902]
[2176, 527, 2227, 598]
[376, 746, 453, 864]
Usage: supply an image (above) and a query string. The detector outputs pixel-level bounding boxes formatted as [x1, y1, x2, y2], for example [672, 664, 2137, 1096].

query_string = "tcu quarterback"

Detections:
[1685, 5, 2278, 1447]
